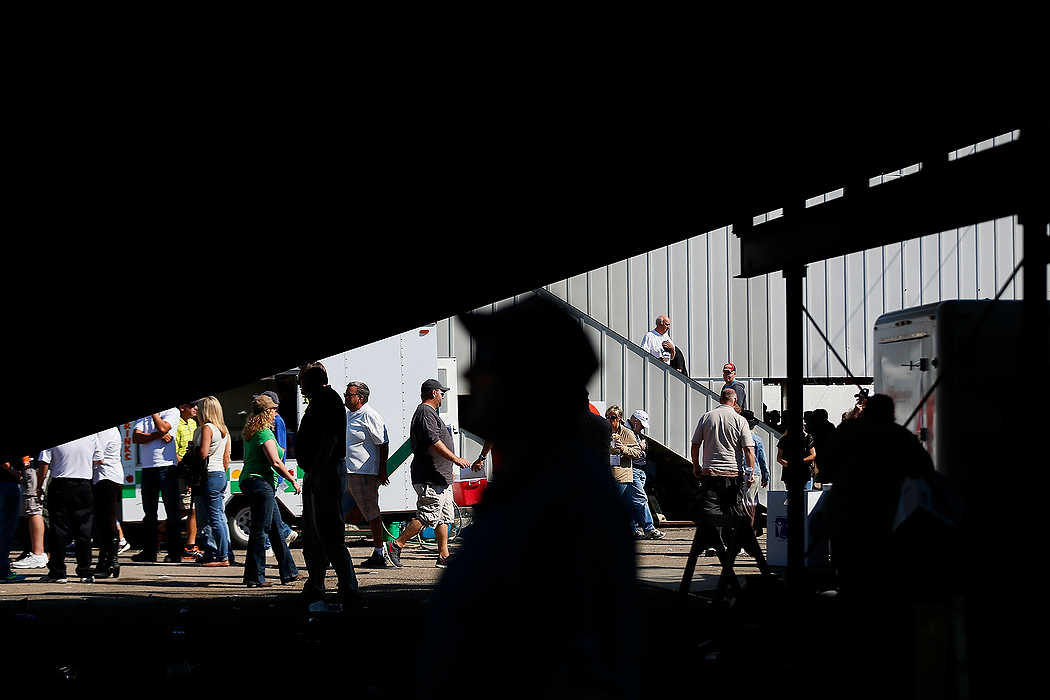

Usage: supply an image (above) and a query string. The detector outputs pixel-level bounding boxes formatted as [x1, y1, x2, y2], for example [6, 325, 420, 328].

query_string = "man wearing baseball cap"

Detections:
[720, 362, 747, 410]
[387, 379, 472, 569]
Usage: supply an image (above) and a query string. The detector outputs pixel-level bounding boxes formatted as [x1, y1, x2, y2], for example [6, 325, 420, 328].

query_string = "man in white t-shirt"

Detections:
[37, 435, 97, 583]
[130, 407, 182, 563]
[641, 315, 675, 364]
[343, 381, 391, 567]
[92, 427, 125, 578]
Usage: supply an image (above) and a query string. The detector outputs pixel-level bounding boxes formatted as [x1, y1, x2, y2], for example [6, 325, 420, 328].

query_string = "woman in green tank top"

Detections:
[239, 395, 301, 587]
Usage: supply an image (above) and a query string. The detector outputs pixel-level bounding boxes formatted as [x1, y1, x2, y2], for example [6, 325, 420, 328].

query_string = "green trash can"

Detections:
[386, 521, 400, 542]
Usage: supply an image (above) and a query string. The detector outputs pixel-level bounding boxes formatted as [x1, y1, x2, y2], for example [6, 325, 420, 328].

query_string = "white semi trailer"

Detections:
[115, 324, 468, 547]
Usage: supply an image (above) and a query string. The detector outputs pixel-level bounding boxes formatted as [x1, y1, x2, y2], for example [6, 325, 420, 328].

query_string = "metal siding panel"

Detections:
[729, 235, 750, 376]
[940, 229, 960, 301]
[605, 336, 624, 407]
[584, 324, 603, 400]
[995, 217, 1017, 300]
[494, 297, 515, 312]
[588, 267, 610, 327]
[976, 220, 996, 299]
[806, 260, 828, 377]
[689, 234, 712, 378]
[709, 229, 731, 369]
[903, 237, 922, 309]
[646, 362, 666, 443]
[884, 242, 904, 313]
[437, 318, 451, 358]
[548, 280, 568, 301]
[958, 225, 978, 298]
[768, 271, 787, 377]
[649, 248, 669, 326]
[668, 377, 687, 456]
[845, 252, 866, 378]
[864, 248, 886, 377]
[748, 275, 769, 377]
[669, 241, 690, 373]
[567, 274, 588, 314]
[826, 256, 847, 377]
[1014, 218, 1024, 296]
[451, 315, 472, 390]
[626, 352, 645, 419]
[608, 260, 629, 338]
[629, 254, 649, 346]
[920, 233, 941, 304]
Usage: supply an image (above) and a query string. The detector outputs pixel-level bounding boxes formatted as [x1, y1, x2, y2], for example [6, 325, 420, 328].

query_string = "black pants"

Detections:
[301, 470, 357, 601]
[140, 465, 180, 558]
[92, 480, 121, 567]
[48, 478, 94, 578]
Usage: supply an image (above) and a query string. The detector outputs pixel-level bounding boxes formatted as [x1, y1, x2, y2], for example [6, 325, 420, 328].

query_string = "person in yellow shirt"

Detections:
[175, 402, 200, 560]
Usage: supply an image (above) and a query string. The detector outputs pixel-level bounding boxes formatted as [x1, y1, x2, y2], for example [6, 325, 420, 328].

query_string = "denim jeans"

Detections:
[0, 481, 21, 578]
[140, 465, 181, 557]
[630, 468, 655, 532]
[241, 477, 298, 584]
[613, 482, 634, 532]
[194, 471, 232, 563]
[263, 491, 292, 550]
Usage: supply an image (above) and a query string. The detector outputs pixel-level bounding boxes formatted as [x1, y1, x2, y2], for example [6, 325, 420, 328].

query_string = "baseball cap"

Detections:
[723, 362, 736, 372]
[421, 379, 450, 395]
[630, 409, 650, 431]
[261, 391, 280, 405]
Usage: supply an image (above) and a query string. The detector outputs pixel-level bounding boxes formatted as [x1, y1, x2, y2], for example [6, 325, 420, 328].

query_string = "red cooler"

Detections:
[453, 478, 487, 506]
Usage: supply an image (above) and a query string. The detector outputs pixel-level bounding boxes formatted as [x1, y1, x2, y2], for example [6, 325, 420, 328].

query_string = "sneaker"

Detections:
[359, 552, 390, 568]
[12, 553, 48, 569]
[435, 553, 455, 569]
[39, 575, 68, 584]
[387, 542, 403, 568]
[633, 528, 647, 539]
[163, 554, 182, 563]
[117, 539, 131, 554]
[645, 528, 666, 540]
[80, 576, 95, 584]
[285, 530, 298, 547]
[130, 551, 157, 563]
[182, 547, 204, 562]
[3, 573, 26, 583]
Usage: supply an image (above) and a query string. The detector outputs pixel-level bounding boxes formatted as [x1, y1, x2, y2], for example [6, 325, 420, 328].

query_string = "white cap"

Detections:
[630, 409, 650, 431]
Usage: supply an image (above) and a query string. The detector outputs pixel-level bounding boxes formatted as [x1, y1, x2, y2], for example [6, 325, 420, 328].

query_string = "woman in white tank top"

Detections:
[191, 397, 234, 566]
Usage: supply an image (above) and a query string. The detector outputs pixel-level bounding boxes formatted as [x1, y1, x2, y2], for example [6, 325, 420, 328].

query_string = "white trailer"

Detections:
[117, 325, 462, 547]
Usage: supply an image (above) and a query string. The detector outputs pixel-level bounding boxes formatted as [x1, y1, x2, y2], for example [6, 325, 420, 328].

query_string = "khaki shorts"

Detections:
[412, 482, 455, 528]
[346, 473, 382, 522]
[20, 468, 43, 516]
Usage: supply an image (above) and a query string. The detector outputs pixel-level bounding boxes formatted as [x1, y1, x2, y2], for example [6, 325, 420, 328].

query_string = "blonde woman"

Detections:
[605, 405, 643, 525]
[239, 394, 301, 587]
[192, 397, 234, 566]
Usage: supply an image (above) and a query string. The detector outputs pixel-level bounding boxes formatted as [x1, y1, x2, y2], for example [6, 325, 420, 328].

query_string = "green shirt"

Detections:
[176, 418, 198, 461]
[240, 428, 285, 489]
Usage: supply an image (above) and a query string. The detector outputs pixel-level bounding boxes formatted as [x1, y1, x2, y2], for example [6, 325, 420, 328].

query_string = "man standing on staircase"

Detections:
[720, 362, 747, 410]
[641, 315, 675, 365]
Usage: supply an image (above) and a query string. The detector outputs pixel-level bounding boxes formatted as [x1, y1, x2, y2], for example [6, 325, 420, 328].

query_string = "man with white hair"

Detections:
[641, 315, 675, 364]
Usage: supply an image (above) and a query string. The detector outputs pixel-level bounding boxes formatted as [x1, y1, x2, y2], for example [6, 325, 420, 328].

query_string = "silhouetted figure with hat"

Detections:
[418, 295, 639, 699]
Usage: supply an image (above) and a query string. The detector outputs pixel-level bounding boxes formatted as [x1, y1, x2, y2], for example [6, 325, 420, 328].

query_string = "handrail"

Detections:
[533, 287, 783, 439]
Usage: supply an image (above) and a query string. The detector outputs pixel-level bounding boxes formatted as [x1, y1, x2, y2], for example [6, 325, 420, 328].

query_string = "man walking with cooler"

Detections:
[343, 381, 392, 567]
[387, 379, 472, 569]
[296, 362, 360, 610]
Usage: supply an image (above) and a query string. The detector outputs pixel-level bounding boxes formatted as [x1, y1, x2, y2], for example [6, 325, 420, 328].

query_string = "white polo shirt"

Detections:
[38, 435, 96, 480]
[93, 428, 125, 485]
[134, 408, 180, 468]
[345, 403, 389, 476]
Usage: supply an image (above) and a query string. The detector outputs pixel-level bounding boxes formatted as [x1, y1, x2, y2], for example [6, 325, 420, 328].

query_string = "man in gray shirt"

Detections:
[387, 379, 471, 569]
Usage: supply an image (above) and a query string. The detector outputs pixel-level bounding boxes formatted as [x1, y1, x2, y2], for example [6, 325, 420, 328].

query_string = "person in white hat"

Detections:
[626, 409, 664, 539]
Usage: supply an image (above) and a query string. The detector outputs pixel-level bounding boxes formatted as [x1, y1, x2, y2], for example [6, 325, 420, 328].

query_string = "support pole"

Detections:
[783, 264, 807, 589]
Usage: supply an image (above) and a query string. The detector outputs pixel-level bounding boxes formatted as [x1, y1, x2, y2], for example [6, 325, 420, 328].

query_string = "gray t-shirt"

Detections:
[691, 404, 754, 476]
[410, 403, 455, 487]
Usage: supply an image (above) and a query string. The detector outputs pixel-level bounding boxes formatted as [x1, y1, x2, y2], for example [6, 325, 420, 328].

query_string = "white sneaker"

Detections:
[39, 576, 68, 584]
[117, 540, 131, 554]
[12, 553, 48, 569]
[285, 530, 298, 546]
[265, 548, 275, 558]
[80, 576, 95, 584]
